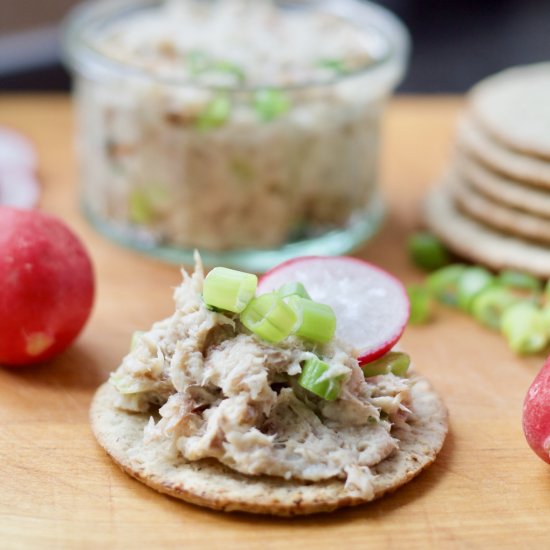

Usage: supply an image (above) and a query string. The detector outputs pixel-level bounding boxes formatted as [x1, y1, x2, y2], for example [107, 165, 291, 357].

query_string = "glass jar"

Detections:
[63, 0, 409, 271]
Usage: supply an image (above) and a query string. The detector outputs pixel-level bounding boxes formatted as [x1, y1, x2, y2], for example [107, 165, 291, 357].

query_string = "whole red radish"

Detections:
[259, 256, 410, 364]
[523, 356, 550, 464]
[0, 127, 37, 170]
[0, 128, 40, 209]
[0, 207, 94, 366]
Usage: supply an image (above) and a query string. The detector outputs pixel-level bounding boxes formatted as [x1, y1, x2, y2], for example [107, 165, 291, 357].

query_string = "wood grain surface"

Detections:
[1, 95, 548, 549]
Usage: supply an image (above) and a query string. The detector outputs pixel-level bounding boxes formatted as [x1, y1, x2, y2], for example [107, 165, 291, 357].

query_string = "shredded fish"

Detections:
[110, 259, 413, 494]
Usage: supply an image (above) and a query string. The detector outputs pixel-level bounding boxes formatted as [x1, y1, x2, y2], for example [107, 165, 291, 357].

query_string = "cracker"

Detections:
[455, 152, 550, 219]
[447, 174, 550, 244]
[469, 63, 550, 160]
[424, 186, 550, 277]
[456, 115, 550, 188]
[90, 377, 448, 516]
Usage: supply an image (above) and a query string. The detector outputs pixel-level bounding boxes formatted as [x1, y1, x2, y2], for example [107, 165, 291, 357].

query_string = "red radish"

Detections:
[0, 167, 40, 208]
[0, 207, 95, 366]
[0, 128, 40, 208]
[259, 256, 410, 364]
[0, 128, 37, 171]
[523, 356, 550, 464]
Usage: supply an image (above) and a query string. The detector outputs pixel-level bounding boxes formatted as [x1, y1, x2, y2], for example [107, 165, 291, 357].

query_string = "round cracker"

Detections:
[469, 63, 550, 160]
[448, 174, 550, 244]
[90, 378, 448, 516]
[455, 152, 550, 219]
[424, 186, 550, 277]
[456, 115, 550, 188]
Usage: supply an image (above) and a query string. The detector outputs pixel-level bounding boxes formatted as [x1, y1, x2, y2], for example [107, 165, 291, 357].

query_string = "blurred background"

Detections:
[0, 0, 549, 93]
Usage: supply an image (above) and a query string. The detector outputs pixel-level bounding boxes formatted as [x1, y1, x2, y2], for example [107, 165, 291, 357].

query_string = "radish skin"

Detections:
[0, 128, 40, 208]
[0, 207, 95, 366]
[0, 127, 37, 170]
[523, 356, 550, 464]
[0, 167, 40, 208]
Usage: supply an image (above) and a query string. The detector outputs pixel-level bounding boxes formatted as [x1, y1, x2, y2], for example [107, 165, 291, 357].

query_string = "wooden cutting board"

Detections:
[1, 95, 548, 549]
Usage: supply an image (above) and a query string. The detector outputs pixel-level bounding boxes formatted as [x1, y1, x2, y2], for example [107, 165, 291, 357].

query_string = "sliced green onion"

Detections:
[408, 232, 450, 271]
[196, 95, 231, 131]
[203, 267, 257, 313]
[318, 58, 348, 74]
[362, 352, 410, 378]
[240, 293, 296, 343]
[542, 306, 550, 336]
[457, 267, 495, 311]
[128, 185, 169, 224]
[298, 357, 343, 401]
[212, 60, 246, 82]
[497, 270, 542, 292]
[426, 264, 467, 306]
[471, 287, 521, 330]
[407, 284, 432, 325]
[187, 50, 210, 75]
[277, 282, 311, 300]
[131, 330, 145, 351]
[253, 89, 291, 122]
[501, 302, 548, 355]
[128, 189, 154, 224]
[187, 51, 245, 82]
[286, 296, 336, 343]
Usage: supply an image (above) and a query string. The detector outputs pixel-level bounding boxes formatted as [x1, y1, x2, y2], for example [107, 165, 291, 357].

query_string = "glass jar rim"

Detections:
[62, 0, 410, 92]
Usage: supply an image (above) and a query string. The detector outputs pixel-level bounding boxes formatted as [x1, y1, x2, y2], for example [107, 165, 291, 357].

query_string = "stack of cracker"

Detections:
[425, 63, 550, 277]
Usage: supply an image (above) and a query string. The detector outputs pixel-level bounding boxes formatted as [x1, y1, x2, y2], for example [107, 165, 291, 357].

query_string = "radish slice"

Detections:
[258, 256, 410, 364]
[0, 127, 37, 170]
[0, 167, 41, 208]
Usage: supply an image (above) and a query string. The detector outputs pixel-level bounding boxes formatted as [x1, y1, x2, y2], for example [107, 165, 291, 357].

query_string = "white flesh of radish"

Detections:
[259, 257, 409, 362]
